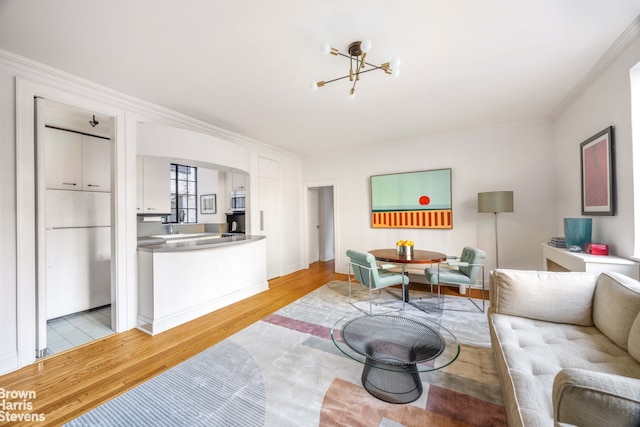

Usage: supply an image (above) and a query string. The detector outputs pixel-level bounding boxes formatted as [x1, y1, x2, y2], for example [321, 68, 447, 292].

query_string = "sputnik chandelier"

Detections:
[313, 40, 401, 97]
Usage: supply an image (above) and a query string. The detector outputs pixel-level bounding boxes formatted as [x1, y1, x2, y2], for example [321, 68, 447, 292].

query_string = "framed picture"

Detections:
[370, 168, 452, 229]
[200, 194, 217, 214]
[580, 126, 615, 216]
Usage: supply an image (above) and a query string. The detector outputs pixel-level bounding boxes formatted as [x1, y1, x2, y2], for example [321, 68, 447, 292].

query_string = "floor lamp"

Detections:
[478, 191, 514, 269]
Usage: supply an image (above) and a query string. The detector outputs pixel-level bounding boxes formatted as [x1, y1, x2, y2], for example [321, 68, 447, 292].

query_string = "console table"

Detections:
[542, 244, 639, 280]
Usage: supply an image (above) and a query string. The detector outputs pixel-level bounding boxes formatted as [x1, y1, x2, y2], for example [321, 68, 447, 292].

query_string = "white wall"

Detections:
[197, 168, 222, 224]
[303, 121, 558, 275]
[554, 36, 640, 258]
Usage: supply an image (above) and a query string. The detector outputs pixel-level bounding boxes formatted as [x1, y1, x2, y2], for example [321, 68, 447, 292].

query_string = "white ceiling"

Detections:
[1, 0, 640, 157]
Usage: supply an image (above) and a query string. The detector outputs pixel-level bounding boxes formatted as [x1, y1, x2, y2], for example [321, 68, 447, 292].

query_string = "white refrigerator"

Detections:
[45, 189, 111, 319]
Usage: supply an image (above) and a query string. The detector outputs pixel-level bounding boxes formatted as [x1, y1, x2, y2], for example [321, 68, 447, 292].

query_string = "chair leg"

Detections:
[467, 267, 485, 313]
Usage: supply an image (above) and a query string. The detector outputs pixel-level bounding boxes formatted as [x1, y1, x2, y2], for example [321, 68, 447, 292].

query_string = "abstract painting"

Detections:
[370, 168, 452, 229]
[580, 127, 615, 215]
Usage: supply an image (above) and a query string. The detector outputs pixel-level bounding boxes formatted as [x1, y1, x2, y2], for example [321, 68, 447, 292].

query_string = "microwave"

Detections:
[230, 191, 245, 212]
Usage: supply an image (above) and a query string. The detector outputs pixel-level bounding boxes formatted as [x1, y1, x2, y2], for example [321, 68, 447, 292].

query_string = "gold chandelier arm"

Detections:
[320, 66, 389, 87]
[335, 51, 381, 69]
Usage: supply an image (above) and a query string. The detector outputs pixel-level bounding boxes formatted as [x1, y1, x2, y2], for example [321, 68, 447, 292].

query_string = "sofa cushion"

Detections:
[490, 269, 596, 326]
[629, 314, 640, 363]
[593, 272, 640, 351]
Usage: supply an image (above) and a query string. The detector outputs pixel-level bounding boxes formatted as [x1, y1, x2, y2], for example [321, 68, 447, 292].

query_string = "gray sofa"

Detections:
[488, 269, 640, 427]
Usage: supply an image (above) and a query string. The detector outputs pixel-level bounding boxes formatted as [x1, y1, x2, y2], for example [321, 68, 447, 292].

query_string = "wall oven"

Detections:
[230, 191, 245, 212]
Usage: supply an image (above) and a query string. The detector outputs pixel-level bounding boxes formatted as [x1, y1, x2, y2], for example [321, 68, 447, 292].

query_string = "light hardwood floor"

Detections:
[0, 261, 482, 426]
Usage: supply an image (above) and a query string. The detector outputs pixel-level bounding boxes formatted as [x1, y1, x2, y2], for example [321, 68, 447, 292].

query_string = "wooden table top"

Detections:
[369, 248, 447, 265]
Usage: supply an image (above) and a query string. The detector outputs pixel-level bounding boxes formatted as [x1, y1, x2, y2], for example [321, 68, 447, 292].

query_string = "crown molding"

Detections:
[551, 15, 640, 119]
[0, 48, 300, 160]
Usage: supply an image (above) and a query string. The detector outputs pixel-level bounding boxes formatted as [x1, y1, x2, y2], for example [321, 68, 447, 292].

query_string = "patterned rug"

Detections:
[67, 281, 507, 426]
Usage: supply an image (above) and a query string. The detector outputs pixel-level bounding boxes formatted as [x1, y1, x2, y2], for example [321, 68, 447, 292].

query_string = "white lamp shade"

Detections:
[478, 191, 514, 213]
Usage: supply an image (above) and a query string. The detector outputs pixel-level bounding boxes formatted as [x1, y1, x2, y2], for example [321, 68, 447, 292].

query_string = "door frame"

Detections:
[302, 180, 338, 269]
[15, 77, 130, 369]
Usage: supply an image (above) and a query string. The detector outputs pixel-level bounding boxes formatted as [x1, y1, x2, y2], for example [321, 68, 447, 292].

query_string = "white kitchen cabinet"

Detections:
[136, 156, 144, 213]
[137, 156, 171, 214]
[45, 127, 111, 192]
[45, 127, 82, 191]
[231, 172, 246, 191]
[82, 134, 111, 192]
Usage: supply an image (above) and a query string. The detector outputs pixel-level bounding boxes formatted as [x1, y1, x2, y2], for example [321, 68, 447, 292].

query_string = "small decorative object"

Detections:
[200, 194, 216, 214]
[580, 126, 615, 215]
[396, 240, 414, 257]
[563, 218, 592, 249]
[583, 243, 609, 255]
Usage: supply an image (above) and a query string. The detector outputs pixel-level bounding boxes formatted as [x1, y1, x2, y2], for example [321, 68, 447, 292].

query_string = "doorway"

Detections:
[36, 99, 115, 357]
[307, 186, 335, 264]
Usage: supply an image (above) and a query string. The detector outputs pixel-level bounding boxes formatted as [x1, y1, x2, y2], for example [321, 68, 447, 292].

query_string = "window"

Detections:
[169, 163, 197, 223]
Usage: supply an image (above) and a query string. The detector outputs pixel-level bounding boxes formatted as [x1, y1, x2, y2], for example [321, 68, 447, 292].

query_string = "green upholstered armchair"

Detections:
[346, 249, 410, 315]
[425, 246, 487, 312]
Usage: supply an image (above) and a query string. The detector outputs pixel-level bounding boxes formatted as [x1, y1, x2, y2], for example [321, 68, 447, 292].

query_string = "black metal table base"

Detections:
[361, 358, 422, 404]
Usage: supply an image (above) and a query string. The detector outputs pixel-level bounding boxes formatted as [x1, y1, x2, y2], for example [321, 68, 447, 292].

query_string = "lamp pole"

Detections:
[494, 212, 500, 269]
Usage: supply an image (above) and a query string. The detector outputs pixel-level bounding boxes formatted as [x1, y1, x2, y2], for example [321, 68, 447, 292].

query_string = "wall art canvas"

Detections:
[580, 126, 615, 216]
[370, 168, 452, 229]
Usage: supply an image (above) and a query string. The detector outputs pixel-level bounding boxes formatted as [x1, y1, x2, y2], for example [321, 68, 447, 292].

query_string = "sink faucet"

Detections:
[168, 223, 174, 235]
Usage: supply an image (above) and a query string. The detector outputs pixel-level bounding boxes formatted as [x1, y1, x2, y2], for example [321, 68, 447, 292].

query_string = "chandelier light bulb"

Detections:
[360, 40, 372, 53]
[391, 68, 400, 79]
[390, 57, 401, 69]
[321, 42, 332, 55]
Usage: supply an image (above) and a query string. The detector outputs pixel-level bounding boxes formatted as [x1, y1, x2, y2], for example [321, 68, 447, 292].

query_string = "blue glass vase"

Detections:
[563, 218, 592, 249]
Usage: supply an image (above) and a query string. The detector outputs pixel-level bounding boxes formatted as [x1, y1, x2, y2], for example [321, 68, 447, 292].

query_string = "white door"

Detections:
[308, 188, 320, 264]
[258, 175, 280, 279]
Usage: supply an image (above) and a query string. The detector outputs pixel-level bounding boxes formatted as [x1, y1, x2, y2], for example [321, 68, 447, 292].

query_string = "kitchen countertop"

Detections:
[137, 234, 265, 252]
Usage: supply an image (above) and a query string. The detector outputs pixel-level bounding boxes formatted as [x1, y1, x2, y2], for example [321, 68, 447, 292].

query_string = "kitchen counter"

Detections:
[137, 234, 264, 252]
[137, 234, 268, 335]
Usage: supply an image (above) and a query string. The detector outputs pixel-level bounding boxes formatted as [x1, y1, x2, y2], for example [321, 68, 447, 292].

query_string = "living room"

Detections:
[1, 2, 640, 424]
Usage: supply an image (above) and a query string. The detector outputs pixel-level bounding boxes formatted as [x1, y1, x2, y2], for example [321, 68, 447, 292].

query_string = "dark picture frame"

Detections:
[200, 194, 217, 214]
[580, 126, 615, 216]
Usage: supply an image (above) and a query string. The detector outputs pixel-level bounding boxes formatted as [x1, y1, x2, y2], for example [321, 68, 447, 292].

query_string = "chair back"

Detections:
[459, 246, 487, 282]
[346, 249, 382, 289]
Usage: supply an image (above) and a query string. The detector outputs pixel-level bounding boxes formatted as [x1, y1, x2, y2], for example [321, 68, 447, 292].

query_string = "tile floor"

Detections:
[46, 305, 114, 356]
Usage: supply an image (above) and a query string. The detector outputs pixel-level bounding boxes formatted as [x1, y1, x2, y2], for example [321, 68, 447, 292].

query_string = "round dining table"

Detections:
[369, 248, 447, 302]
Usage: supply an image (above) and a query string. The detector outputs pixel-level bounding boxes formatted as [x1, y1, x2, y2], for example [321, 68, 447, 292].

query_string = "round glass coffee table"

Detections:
[331, 313, 460, 404]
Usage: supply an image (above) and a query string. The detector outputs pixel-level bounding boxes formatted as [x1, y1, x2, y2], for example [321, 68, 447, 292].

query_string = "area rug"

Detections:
[66, 281, 507, 427]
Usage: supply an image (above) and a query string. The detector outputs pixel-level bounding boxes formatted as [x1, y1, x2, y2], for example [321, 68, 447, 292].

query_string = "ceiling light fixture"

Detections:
[312, 40, 401, 98]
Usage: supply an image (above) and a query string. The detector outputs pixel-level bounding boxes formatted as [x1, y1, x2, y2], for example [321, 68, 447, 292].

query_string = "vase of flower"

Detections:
[396, 240, 414, 257]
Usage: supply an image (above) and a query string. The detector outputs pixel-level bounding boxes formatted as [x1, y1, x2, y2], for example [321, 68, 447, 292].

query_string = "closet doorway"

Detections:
[36, 99, 115, 357]
[307, 185, 335, 264]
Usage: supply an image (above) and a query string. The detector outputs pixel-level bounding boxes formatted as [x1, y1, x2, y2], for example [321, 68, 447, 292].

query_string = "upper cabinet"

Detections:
[82, 134, 111, 192]
[231, 173, 246, 192]
[137, 156, 171, 214]
[45, 127, 110, 192]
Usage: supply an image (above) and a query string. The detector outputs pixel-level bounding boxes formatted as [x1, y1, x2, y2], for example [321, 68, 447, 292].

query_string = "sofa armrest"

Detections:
[553, 368, 640, 427]
[489, 269, 597, 325]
